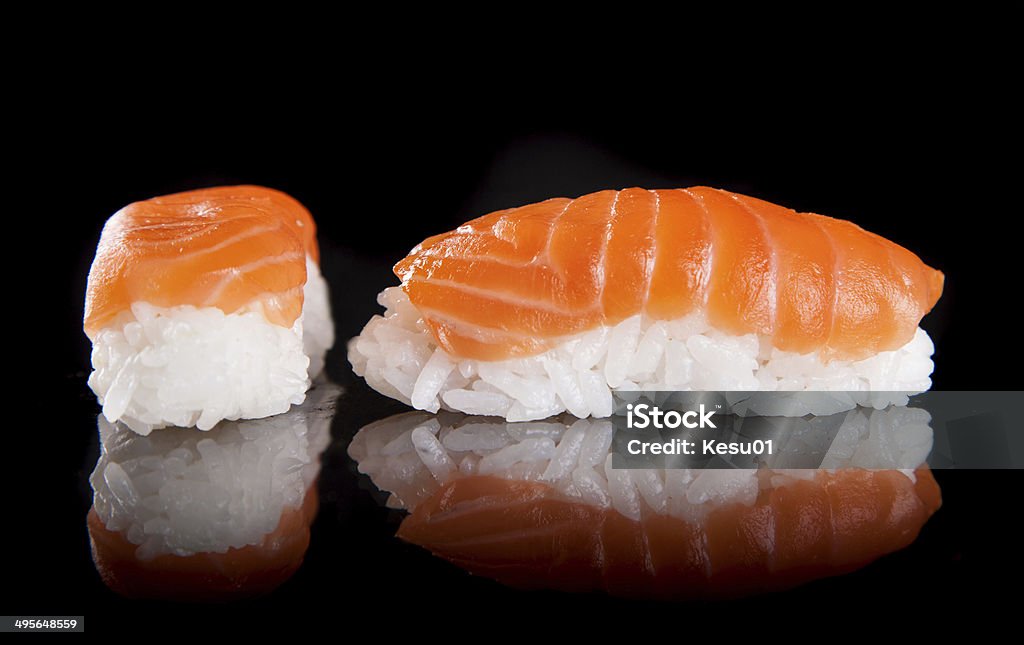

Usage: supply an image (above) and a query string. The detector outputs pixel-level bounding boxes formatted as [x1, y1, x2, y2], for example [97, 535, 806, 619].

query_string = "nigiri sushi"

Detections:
[349, 408, 940, 599]
[85, 186, 334, 433]
[349, 187, 943, 421]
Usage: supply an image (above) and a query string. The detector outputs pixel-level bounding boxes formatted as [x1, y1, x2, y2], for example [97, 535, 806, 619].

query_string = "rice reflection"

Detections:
[87, 382, 339, 601]
[350, 406, 940, 599]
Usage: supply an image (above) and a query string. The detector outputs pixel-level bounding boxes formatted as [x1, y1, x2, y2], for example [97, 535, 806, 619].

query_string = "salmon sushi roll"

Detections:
[85, 186, 334, 433]
[349, 188, 943, 421]
[349, 407, 939, 599]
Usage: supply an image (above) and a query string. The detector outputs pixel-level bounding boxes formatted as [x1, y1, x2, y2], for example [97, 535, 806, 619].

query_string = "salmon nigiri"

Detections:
[349, 407, 940, 600]
[86, 186, 334, 433]
[349, 188, 943, 421]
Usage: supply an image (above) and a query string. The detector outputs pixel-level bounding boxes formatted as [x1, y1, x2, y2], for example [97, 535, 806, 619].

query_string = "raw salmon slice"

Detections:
[395, 187, 943, 362]
[85, 185, 319, 338]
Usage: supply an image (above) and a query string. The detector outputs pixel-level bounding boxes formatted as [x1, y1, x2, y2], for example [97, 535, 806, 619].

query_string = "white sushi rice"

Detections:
[348, 287, 936, 421]
[90, 383, 337, 559]
[348, 407, 934, 523]
[89, 255, 334, 435]
[89, 306, 308, 434]
[303, 257, 335, 378]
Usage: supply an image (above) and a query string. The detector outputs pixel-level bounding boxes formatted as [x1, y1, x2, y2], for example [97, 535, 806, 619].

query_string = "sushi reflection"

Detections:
[350, 407, 940, 599]
[87, 382, 340, 602]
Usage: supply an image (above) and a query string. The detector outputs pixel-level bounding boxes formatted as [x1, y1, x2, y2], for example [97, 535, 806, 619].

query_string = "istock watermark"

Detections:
[625, 402, 717, 429]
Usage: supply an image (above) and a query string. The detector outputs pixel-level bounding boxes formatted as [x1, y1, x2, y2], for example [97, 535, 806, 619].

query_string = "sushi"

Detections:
[349, 187, 943, 421]
[88, 382, 338, 600]
[85, 186, 334, 434]
[349, 408, 940, 599]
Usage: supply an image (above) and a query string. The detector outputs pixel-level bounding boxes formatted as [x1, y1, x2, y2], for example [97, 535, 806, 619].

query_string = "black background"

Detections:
[6, 68, 1022, 636]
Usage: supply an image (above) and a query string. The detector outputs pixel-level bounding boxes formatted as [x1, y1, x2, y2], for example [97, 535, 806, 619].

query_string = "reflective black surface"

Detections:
[348, 407, 942, 600]
[17, 114, 1024, 634]
[37, 373, 1020, 629]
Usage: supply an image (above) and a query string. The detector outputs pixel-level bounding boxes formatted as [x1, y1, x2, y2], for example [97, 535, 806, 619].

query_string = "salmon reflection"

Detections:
[350, 407, 940, 599]
[88, 382, 339, 602]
